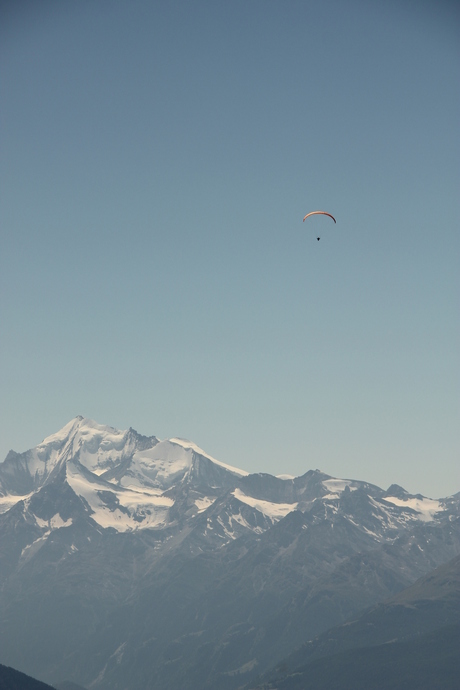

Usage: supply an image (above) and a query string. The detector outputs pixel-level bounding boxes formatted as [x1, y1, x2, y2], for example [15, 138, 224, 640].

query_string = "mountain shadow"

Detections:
[0, 663, 57, 690]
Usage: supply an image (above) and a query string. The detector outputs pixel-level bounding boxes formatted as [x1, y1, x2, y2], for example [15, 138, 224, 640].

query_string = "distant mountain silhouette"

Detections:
[0, 663, 56, 690]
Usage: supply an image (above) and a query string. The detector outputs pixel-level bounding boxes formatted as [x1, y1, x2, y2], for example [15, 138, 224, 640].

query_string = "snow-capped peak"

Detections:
[1, 418, 456, 540]
[39, 416, 131, 456]
[0, 419, 250, 532]
[169, 438, 248, 477]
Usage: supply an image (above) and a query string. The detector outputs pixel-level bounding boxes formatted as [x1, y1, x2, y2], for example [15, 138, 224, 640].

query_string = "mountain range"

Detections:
[0, 417, 459, 689]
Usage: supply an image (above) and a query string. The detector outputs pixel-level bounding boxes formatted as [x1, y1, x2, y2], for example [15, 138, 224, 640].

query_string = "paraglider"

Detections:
[303, 211, 336, 224]
[303, 210, 336, 241]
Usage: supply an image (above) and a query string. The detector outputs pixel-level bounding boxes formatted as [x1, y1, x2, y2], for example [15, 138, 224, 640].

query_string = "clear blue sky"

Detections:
[1, 0, 459, 498]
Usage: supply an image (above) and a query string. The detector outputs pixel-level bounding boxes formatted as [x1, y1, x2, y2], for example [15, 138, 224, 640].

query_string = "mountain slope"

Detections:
[249, 624, 460, 690]
[0, 663, 57, 690]
[0, 418, 459, 690]
[250, 553, 460, 689]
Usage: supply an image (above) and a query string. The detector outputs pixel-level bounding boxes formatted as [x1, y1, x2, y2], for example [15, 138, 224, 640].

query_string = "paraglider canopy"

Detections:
[303, 211, 336, 224]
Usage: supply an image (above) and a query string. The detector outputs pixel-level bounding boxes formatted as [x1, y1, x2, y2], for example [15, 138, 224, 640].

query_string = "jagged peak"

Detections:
[385, 483, 408, 498]
[38, 418, 159, 456]
[38, 417, 127, 450]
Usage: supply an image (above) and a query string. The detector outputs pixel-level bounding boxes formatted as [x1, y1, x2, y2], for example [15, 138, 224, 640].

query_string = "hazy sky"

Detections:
[1, 0, 458, 498]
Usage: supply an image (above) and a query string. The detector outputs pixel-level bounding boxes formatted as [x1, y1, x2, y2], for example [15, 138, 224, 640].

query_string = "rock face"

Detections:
[0, 417, 459, 690]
